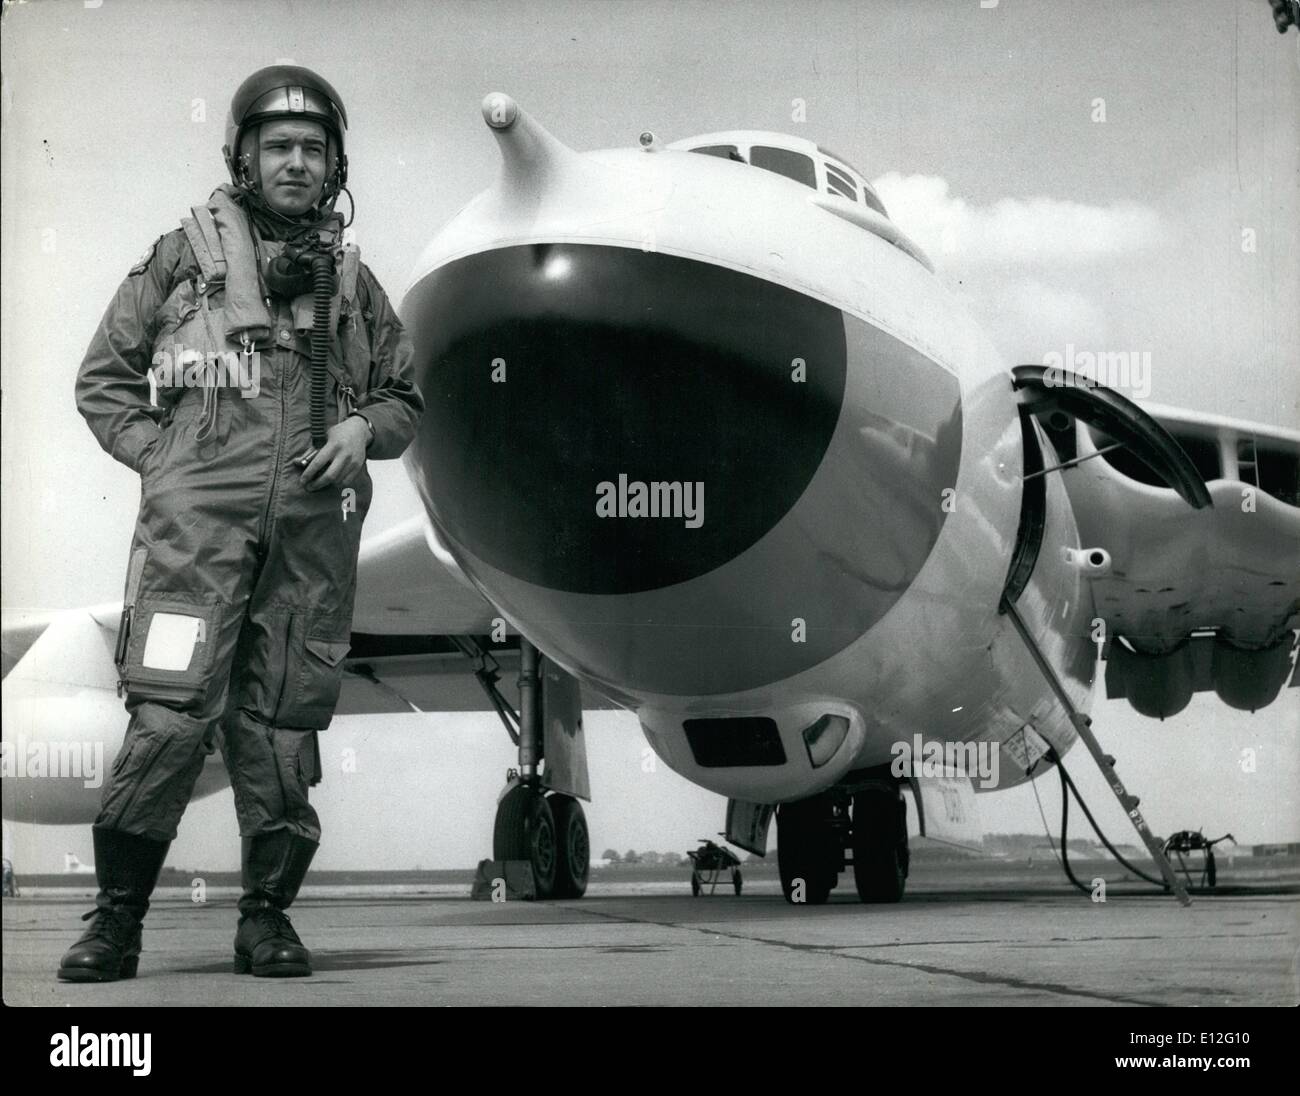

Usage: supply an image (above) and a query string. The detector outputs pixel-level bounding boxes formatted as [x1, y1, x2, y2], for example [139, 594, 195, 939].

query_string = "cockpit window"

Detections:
[690, 144, 742, 161]
[686, 141, 892, 217]
[750, 146, 816, 189]
[825, 163, 858, 202]
[860, 183, 889, 218]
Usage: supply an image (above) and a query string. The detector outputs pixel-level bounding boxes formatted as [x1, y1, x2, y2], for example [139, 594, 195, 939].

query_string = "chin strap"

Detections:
[239, 184, 343, 245]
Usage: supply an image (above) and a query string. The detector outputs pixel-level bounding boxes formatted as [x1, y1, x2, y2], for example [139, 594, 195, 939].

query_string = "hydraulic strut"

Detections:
[450, 635, 520, 745]
[450, 635, 543, 781]
[516, 639, 540, 780]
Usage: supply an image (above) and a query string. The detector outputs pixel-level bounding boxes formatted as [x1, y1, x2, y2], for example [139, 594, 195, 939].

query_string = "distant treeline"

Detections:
[599, 850, 689, 866]
[983, 832, 1138, 857]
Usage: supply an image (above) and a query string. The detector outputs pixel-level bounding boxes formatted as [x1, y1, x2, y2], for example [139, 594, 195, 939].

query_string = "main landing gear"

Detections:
[458, 635, 591, 900]
[492, 782, 589, 899]
[777, 778, 909, 905]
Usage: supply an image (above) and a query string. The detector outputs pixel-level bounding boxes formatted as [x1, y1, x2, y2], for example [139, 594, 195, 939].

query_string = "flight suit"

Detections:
[75, 207, 423, 867]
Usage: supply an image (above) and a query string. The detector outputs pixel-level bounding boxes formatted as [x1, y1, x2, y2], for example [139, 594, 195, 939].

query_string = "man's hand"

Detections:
[301, 416, 369, 490]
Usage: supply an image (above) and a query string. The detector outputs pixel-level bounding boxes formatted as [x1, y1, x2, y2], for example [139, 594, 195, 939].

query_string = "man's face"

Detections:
[257, 119, 328, 216]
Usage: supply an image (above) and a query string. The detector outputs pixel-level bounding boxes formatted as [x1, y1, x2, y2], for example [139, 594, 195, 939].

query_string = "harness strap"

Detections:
[180, 206, 227, 286]
[194, 295, 225, 444]
[171, 196, 363, 445]
[338, 245, 360, 304]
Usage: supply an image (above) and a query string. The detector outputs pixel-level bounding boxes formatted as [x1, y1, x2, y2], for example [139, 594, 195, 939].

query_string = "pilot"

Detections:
[61, 65, 424, 981]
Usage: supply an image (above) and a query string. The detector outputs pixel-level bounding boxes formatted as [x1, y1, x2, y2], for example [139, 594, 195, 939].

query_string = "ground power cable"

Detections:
[1030, 749, 1170, 895]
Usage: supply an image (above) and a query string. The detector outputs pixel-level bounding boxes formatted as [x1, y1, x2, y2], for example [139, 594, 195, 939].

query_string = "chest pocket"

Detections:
[149, 278, 206, 420]
[152, 278, 202, 347]
[152, 276, 258, 447]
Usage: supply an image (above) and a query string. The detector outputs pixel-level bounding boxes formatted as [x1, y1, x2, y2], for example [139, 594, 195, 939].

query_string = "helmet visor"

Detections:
[242, 85, 345, 138]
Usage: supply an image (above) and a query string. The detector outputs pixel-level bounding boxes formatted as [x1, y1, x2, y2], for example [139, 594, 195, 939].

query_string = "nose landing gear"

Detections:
[851, 786, 909, 903]
[777, 780, 909, 905]
[777, 794, 842, 904]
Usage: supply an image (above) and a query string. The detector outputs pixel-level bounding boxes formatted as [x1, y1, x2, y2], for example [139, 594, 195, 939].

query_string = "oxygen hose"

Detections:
[309, 252, 336, 449]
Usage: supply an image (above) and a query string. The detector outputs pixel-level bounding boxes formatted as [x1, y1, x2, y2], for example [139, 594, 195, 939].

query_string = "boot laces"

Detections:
[251, 906, 302, 945]
[79, 906, 138, 947]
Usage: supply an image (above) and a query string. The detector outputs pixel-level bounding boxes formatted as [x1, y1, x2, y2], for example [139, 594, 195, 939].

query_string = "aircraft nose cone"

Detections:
[405, 243, 846, 595]
[403, 243, 961, 696]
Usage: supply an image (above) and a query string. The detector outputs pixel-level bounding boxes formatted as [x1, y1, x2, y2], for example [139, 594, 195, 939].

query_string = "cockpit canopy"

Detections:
[668, 131, 889, 218]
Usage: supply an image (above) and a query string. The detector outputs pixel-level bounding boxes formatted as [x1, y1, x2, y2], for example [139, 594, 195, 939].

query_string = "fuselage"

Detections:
[400, 105, 1094, 804]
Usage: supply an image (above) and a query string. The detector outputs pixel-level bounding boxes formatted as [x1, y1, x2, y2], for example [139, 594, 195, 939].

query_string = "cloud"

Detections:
[870, 173, 1166, 268]
[989, 278, 1111, 359]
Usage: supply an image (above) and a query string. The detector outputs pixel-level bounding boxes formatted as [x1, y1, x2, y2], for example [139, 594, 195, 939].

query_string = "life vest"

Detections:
[150, 186, 372, 441]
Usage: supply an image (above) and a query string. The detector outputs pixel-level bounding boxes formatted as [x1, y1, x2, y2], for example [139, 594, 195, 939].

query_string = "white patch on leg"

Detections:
[141, 613, 203, 671]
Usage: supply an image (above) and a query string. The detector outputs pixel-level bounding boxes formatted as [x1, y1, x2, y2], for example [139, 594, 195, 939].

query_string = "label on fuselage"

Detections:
[1005, 724, 1052, 774]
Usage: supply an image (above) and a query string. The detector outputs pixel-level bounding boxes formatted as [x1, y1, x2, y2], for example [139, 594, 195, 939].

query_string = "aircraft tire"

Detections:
[548, 794, 590, 898]
[852, 789, 908, 903]
[493, 784, 558, 899]
[777, 802, 835, 905]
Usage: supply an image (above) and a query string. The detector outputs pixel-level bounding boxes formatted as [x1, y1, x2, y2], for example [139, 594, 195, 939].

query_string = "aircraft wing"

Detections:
[352, 514, 500, 638]
[1058, 404, 1300, 717]
[1, 609, 58, 678]
[2, 518, 620, 719]
[343, 515, 622, 715]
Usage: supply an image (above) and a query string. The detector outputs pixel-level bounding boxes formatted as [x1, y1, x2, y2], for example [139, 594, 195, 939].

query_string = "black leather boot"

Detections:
[233, 831, 318, 977]
[57, 828, 170, 983]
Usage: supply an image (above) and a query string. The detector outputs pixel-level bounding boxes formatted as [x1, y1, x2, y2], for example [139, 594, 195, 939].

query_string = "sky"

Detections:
[2, 0, 1297, 871]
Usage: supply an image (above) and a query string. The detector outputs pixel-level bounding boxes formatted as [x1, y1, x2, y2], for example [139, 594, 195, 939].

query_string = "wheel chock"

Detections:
[471, 859, 536, 901]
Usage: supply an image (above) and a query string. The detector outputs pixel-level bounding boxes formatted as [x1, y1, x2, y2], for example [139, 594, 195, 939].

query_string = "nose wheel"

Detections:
[777, 784, 909, 905]
[777, 795, 842, 904]
[851, 787, 909, 902]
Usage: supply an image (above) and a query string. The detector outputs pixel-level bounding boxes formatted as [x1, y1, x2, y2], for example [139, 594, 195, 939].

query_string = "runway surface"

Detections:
[5, 866, 1298, 1006]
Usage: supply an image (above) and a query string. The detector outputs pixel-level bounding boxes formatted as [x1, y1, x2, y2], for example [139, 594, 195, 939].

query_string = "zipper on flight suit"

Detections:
[105, 734, 173, 830]
[257, 330, 289, 557]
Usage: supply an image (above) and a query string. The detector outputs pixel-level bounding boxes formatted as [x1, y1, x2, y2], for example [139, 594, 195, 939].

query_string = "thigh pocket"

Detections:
[124, 597, 222, 705]
[274, 628, 350, 730]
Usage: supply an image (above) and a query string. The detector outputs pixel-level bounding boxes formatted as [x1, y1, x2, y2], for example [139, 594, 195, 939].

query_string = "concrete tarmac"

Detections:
[5, 874, 1297, 1006]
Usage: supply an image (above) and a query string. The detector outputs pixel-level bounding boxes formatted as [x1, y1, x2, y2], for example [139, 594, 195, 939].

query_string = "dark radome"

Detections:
[406, 243, 847, 594]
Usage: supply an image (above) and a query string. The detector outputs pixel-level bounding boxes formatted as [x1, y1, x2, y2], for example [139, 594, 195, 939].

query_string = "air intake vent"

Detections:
[684, 717, 786, 768]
